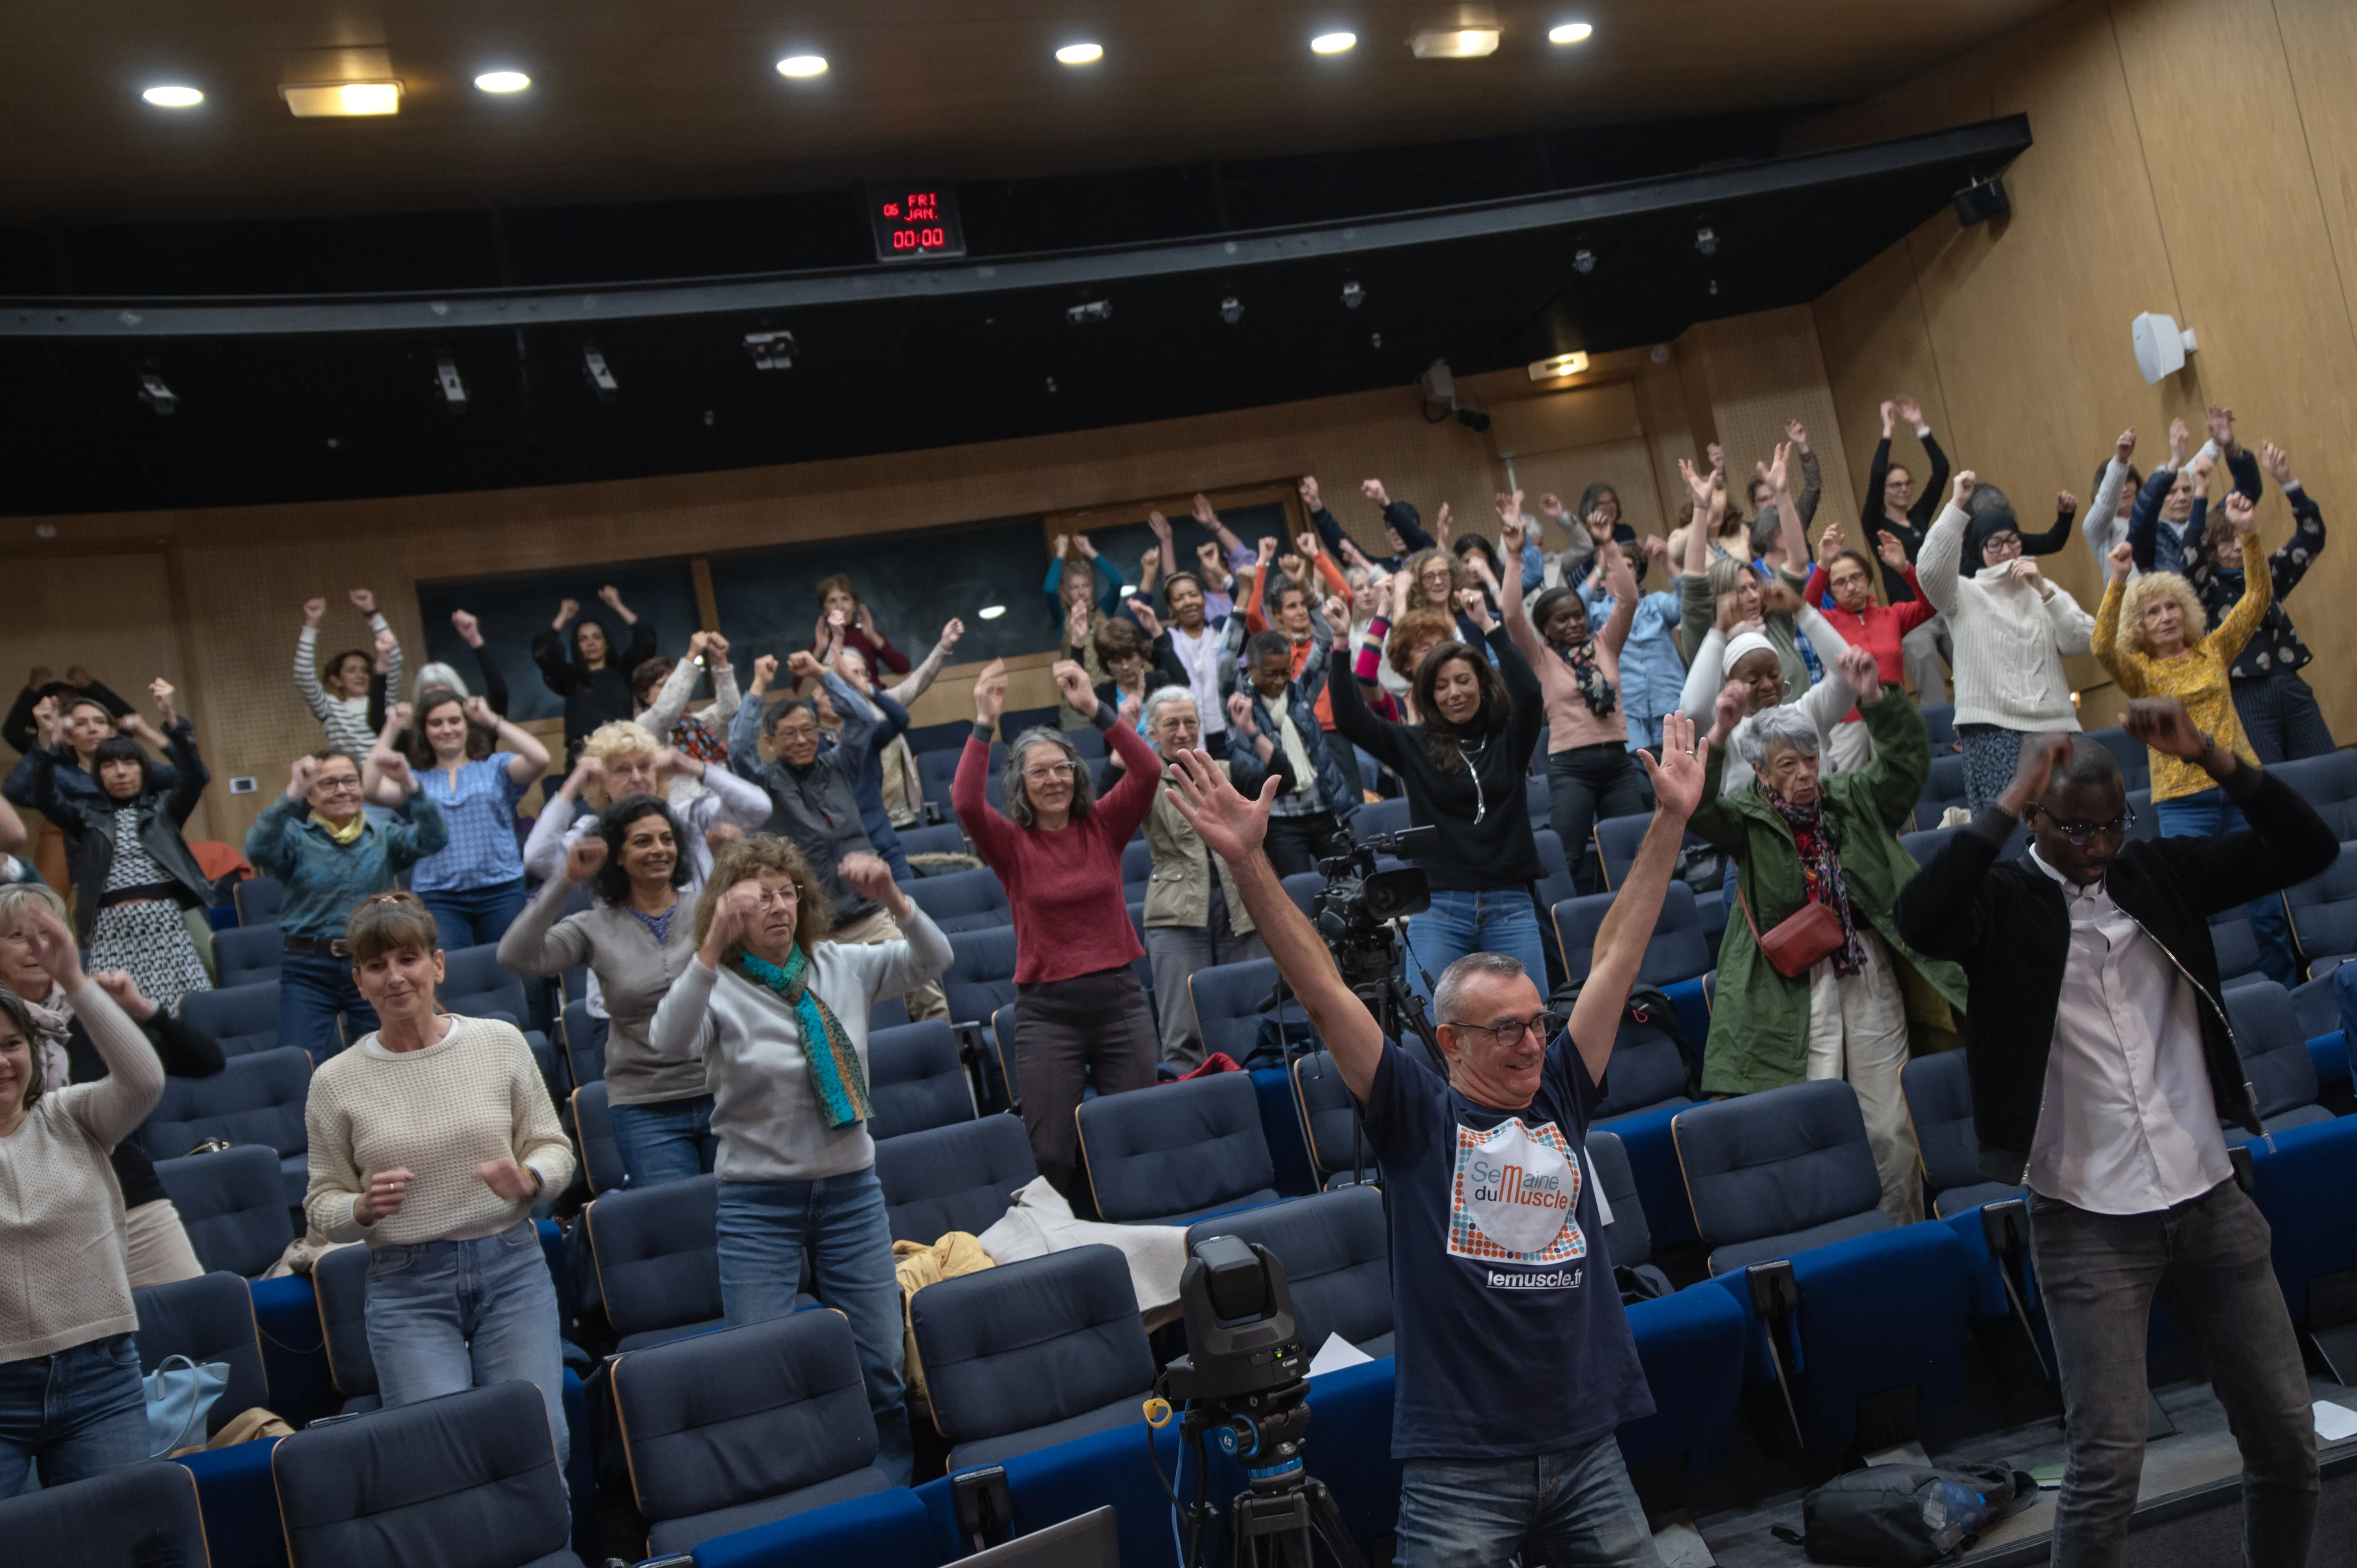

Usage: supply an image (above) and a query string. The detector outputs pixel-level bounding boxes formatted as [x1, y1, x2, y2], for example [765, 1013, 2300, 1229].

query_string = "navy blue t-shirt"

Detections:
[1362, 1037, 1654, 1460]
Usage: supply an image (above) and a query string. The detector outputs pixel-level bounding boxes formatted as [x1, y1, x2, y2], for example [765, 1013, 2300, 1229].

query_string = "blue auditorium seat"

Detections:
[135, 1270, 273, 1443]
[212, 922, 285, 987]
[1900, 819, 2027, 868]
[899, 866, 1012, 932]
[143, 1045, 313, 1214]
[1917, 702, 1956, 751]
[895, 821, 970, 857]
[1552, 882, 1711, 990]
[2275, 750, 2357, 839]
[943, 926, 1020, 1026]
[1911, 751, 1970, 830]
[0, 1462, 209, 1565]
[569, 1082, 625, 1197]
[987, 1001, 1022, 1109]
[2285, 843, 2357, 976]
[153, 1145, 294, 1277]
[313, 1242, 379, 1408]
[586, 1173, 730, 1352]
[235, 874, 286, 926]
[1000, 704, 1061, 739]
[1078, 1072, 1279, 1224]
[613, 1311, 889, 1554]
[2221, 981, 2335, 1139]
[1349, 797, 1412, 841]
[560, 998, 605, 1091]
[272, 1381, 583, 1568]
[877, 1112, 1037, 1244]
[2081, 726, 2150, 792]
[1290, 1048, 1376, 1187]
[442, 943, 557, 1088]
[1120, 836, 1154, 900]
[1528, 828, 1578, 918]
[1188, 957, 1313, 1065]
[1672, 1080, 1896, 1274]
[911, 1244, 1156, 1469]
[1280, 870, 1325, 919]
[1593, 814, 1712, 891]
[2123, 787, 2162, 842]
[1191, 1186, 1392, 1357]
[179, 978, 283, 1057]
[904, 719, 975, 756]
[1899, 1049, 2022, 1217]
[1583, 1128, 1672, 1298]
[2246, 1115, 2357, 1380]
[868, 1020, 975, 1140]
[2211, 912, 2267, 985]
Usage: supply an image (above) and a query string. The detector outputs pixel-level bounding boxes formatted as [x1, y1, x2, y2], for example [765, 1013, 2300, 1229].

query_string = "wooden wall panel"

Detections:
[1507, 437, 1671, 546]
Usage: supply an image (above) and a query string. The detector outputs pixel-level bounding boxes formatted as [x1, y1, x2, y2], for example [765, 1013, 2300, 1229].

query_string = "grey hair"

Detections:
[1140, 685, 1196, 735]
[0, 882, 69, 934]
[1000, 727, 1097, 829]
[0, 989, 43, 1111]
[1432, 952, 1530, 1038]
[1736, 705, 1822, 771]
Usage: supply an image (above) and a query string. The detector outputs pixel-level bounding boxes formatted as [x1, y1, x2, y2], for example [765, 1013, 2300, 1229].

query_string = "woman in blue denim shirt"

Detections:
[372, 688, 549, 951]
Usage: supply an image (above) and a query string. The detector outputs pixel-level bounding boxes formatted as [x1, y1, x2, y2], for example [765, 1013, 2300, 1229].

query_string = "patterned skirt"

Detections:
[89, 898, 214, 1009]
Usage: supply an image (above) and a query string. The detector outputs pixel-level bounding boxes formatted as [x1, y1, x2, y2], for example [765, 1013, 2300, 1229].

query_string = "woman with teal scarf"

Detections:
[649, 833, 951, 1486]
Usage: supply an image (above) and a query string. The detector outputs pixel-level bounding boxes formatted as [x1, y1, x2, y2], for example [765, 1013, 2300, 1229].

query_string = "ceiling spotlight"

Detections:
[1218, 296, 1245, 325]
[1409, 28, 1500, 59]
[744, 329, 797, 370]
[776, 55, 828, 77]
[1572, 247, 1595, 275]
[137, 369, 178, 416]
[1311, 32, 1356, 54]
[473, 71, 530, 93]
[434, 354, 467, 413]
[280, 81, 402, 117]
[1549, 22, 1595, 44]
[141, 85, 203, 109]
[582, 343, 618, 400]
[1694, 226, 1719, 257]
[1418, 359, 1457, 422]
[1527, 352, 1590, 382]
[1065, 299, 1112, 326]
[1340, 278, 1365, 310]
[1055, 42, 1104, 65]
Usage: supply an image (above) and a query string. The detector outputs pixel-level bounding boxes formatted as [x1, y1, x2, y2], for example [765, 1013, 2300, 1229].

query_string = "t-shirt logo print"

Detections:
[1447, 1118, 1585, 1265]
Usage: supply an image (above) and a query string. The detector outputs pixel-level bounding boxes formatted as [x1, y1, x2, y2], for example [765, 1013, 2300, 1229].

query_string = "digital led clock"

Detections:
[866, 182, 966, 263]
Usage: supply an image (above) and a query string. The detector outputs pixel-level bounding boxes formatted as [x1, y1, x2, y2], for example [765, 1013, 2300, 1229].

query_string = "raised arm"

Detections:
[475, 698, 550, 787]
[1914, 473, 1976, 616]
[451, 611, 510, 716]
[497, 847, 600, 978]
[2082, 433, 2135, 565]
[2207, 494, 2275, 661]
[2260, 444, 2325, 601]
[2092, 569, 2142, 696]
[1568, 714, 1705, 1085]
[883, 618, 963, 707]
[292, 601, 335, 721]
[21, 907, 164, 1145]
[640, 640, 704, 735]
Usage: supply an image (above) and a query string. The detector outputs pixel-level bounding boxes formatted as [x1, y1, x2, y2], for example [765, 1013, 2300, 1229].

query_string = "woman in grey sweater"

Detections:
[498, 795, 708, 1188]
[648, 834, 951, 1488]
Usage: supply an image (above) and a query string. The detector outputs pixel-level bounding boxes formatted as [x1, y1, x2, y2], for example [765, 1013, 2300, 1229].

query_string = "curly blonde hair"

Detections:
[2118, 570, 2211, 658]
[693, 834, 834, 962]
[579, 719, 663, 807]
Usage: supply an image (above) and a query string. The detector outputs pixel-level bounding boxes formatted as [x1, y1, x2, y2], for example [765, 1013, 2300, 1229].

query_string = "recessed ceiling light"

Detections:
[978, 605, 1008, 620]
[776, 55, 828, 77]
[1408, 28, 1501, 59]
[1311, 32, 1356, 54]
[280, 81, 402, 117]
[1550, 22, 1595, 44]
[473, 71, 530, 93]
[1055, 42, 1104, 65]
[1528, 352, 1591, 381]
[142, 85, 203, 108]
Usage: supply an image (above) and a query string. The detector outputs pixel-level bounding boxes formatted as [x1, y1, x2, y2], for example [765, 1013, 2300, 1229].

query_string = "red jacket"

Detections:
[1805, 562, 1938, 719]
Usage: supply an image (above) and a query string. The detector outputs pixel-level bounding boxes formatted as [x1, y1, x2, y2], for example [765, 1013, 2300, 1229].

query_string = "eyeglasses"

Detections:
[1022, 760, 1077, 782]
[313, 777, 362, 795]
[2029, 803, 2136, 846]
[1446, 1012, 1562, 1047]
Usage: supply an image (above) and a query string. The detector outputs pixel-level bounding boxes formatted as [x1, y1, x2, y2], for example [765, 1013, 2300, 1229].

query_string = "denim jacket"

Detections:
[1228, 645, 1359, 822]
[1579, 582, 1685, 749]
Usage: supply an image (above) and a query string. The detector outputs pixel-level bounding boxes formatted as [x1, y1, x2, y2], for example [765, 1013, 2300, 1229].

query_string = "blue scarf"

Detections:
[731, 946, 871, 1129]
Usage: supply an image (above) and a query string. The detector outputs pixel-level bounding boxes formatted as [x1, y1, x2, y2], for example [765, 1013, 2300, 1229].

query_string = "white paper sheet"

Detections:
[2314, 1401, 2357, 1443]
[1309, 1333, 1375, 1376]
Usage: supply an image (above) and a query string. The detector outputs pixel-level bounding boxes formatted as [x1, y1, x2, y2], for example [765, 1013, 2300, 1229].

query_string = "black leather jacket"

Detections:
[25, 719, 217, 945]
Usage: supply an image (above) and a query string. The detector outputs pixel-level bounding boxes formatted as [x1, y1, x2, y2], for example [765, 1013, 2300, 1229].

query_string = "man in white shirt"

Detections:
[1894, 701, 2334, 1568]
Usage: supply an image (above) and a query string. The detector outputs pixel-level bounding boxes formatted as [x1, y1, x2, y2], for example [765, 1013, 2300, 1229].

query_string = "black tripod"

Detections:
[1175, 1393, 1370, 1568]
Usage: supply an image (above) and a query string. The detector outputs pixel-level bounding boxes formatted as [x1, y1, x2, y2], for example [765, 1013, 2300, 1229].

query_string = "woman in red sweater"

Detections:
[1804, 522, 1940, 767]
[954, 658, 1164, 1194]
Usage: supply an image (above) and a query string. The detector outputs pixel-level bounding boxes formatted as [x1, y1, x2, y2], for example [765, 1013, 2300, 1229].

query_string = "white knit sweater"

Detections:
[0, 981, 164, 1362]
[304, 1014, 575, 1246]
[1917, 503, 2095, 732]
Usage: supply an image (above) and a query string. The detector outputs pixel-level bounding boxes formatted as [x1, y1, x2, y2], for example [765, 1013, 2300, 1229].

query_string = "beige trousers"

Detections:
[124, 1198, 206, 1288]
[1804, 927, 1923, 1224]
[831, 906, 951, 1023]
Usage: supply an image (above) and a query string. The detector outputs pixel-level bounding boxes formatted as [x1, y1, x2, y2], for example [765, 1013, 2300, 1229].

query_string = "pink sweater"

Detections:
[953, 716, 1163, 984]
[1506, 592, 1634, 751]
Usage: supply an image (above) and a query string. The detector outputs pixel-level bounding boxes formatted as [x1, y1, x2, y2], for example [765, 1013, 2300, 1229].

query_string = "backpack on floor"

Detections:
[1772, 1462, 2031, 1565]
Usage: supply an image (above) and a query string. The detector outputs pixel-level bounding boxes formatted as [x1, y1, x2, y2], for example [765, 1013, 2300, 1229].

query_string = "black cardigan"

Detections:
[1891, 763, 2338, 1183]
[530, 618, 657, 759]
[66, 1005, 224, 1211]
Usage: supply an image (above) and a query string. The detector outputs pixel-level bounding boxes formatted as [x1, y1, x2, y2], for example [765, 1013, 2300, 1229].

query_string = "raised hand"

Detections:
[1297, 476, 1322, 512]
[2167, 418, 2189, 468]
[451, 609, 483, 647]
[1952, 470, 1977, 508]
[785, 650, 824, 683]
[1434, 502, 1453, 541]
[2123, 697, 2207, 761]
[1192, 493, 1220, 528]
[2002, 732, 2076, 815]
[1875, 530, 1909, 570]
[1836, 644, 1882, 704]
[704, 630, 731, 663]
[30, 695, 61, 748]
[1277, 552, 1307, 585]
[1498, 505, 1527, 559]
[2225, 492, 2259, 535]
[2206, 403, 2239, 455]
[1601, 543, 1638, 603]
[1785, 417, 1809, 450]
[1677, 457, 1715, 510]
[1052, 533, 1071, 558]
[1706, 442, 1726, 478]
[377, 752, 418, 795]
[1756, 576, 1803, 616]
[1641, 711, 1709, 822]
[1065, 597, 1091, 648]
[1817, 520, 1845, 568]
[1893, 395, 1924, 428]
[1537, 492, 1566, 520]
[1196, 540, 1224, 574]
[91, 969, 157, 1021]
[1359, 479, 1389, 507]
[564, 836, 609, 885]
[285, 754, 322, 800]
[1051, 658, 1097, 718]
[1073, 533, 1098, 560]
[972, 659, 1008, 727]
[303, 597, 328, 627]
[699, 881, 764, 964]
[462, 695, 497, 729]
[1126, 600, 1163, 639]
[1711, 678, 1748, 741]
[1146, 509, 1174, 543]
[149, 678, 177, 728]
[374, 627, 399, 673]
[2260, 442, 2293, 487]
[686, 629, 713, 660]
[937, 617, 966, 651]
[1321, 596, 1352, 638]
[1879, 399, 1898, 438]
[836, 851, 897, 905]
[18, 903, 85, 992]
[2114, 428, 2137, 465]
[26, 666, 51, 691]
[348, 588, 377, 614]
[1757, 441, 1793, 496]
[2108, 540, 2135, 583]
[597, 585, 626, 612]
[1163, 747, 1277, 863]
[2056, 490, 2078, 519]
[554, 598, 580, 630]
[750, 654, 779, 695]
[2187, 454, 2216, 493]
[1255, 534, 1280, 567]
[1295, 531, 1321, 559]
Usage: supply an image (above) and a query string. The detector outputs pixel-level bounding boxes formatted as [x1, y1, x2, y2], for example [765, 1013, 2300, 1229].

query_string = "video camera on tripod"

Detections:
[1309, 825, 1435, 988]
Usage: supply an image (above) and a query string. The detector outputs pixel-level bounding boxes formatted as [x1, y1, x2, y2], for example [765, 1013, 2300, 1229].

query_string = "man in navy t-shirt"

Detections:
[1164, 711, 1710, 1568]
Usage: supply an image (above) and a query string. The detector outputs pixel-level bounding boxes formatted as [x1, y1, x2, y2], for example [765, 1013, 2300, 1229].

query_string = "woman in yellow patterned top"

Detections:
[2093, 491, 2293, 978]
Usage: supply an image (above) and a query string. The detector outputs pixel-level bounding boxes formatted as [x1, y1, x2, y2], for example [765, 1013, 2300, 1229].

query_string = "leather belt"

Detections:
[283, 934, 351, 958]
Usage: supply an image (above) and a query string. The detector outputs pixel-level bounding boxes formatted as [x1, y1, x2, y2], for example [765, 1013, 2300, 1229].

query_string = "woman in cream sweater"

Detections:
[0, 901, 164, 1497]
[1917, 470, 2098, 812]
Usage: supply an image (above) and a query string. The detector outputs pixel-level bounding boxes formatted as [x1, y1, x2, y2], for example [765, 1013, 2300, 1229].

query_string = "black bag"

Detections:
[1773, 1463, 2031, 1565]
[1547, 978, 1701, 1103]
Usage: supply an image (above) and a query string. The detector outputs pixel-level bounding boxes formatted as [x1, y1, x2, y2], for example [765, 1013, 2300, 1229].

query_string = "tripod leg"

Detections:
[1305, 1479, 1372, 1568]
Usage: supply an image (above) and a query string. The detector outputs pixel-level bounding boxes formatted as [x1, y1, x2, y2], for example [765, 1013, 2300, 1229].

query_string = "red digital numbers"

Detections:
[890, 227, 948, 250]
[868, 181, 963, 261]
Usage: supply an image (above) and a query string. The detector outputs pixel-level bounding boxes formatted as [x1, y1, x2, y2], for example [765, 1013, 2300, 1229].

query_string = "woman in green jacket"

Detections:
[1689, 644, 1966, 1223]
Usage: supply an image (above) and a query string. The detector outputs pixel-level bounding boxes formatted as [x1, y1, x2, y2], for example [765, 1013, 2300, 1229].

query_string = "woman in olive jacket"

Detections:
[1136, 685, 1264, 1071]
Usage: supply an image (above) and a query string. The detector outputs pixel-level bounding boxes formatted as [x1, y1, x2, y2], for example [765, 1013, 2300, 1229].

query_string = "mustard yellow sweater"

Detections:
[2092, 559, 2271, 802]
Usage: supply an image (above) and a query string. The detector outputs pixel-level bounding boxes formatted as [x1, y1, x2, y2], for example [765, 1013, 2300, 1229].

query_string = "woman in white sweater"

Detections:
[0, 902, 165, 1497]
[1918, 471, 2096, 812]
[649, 834, 952, 1488]
[302, 892, 576, 1465]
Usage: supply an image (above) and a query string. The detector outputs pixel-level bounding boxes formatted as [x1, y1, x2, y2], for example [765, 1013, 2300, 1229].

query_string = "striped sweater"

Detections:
[295, 622, 398, 760]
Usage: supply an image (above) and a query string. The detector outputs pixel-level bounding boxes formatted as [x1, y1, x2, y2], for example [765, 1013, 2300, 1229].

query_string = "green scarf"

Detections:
[730, 946, 871, 1130]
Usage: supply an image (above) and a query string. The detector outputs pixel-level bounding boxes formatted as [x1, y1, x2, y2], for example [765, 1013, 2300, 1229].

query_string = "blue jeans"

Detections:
[279, 948, 378, 1062]
[2154, 790, 2299, 984]
[363, 1219, 568, 1468]
[1406, 887, 1550, 1006]
[1395, 1433, 1663, 1568]
[716, 1169, 910, 1485]
[0, 1333, 151, 1499]
[608, 1094, 718, 1189]
[421, 877, 530, 952]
